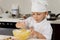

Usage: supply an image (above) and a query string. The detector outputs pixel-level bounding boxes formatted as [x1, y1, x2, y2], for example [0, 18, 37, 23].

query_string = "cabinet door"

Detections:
[51, 24, 60, 40]
[0, 28, 14, 36]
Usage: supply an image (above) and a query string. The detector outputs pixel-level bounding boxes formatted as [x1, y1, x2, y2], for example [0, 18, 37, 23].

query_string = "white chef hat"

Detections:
[31, 0, 48, 12]
[38, 0, 48, 6]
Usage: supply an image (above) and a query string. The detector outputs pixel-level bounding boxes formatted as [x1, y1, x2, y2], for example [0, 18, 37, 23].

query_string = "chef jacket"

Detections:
[25, 17, 53, 40]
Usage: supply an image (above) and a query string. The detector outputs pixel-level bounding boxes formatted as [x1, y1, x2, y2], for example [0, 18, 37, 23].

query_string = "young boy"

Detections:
[16, 0, 53, 40]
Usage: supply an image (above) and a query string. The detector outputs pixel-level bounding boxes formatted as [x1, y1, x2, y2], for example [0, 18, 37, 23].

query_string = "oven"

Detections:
[0, 22, 16, 29]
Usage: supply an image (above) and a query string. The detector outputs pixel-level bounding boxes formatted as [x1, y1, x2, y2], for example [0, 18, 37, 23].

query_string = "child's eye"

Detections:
[37, 13, 41, 15]
[32, 13, 35, 15]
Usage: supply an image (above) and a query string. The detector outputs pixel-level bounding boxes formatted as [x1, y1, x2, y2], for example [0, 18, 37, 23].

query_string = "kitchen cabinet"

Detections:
[51, 24, 60, 40]
[0, 28, 14, 36]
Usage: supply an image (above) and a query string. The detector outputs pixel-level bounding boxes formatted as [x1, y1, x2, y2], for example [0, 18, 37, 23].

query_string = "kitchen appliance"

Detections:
[11, 4, 20, 18]
[56, 13, 60, 19]
[47, 13, 60, 20]
[47, 11, 60, 20]
[47, 11, 57, 20]
[48, 13, 57, 20]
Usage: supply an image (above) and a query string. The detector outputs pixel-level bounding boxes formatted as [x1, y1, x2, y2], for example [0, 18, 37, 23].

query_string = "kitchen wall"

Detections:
[0, 0, 31, 14]
[48, 0, 60, 14]
[0, 0, 60, 14]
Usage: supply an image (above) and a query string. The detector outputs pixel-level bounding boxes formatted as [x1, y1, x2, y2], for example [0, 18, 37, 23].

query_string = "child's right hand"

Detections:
[29, 27, 35, 37]
[16, 22, 26, 28]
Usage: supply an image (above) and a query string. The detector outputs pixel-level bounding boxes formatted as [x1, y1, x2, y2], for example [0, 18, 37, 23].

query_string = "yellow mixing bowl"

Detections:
[13, 29, 31, 40]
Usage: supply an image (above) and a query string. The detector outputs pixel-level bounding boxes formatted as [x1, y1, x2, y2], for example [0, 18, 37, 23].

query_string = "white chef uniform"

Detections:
[25, 17, 53, 40]
[24, 0, 53, 40]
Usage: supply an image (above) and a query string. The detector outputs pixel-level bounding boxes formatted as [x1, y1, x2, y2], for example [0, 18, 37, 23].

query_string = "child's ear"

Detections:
[45, 11, 48, 16]
[45, 11, 48, 17]
[45, 11, 50, 18]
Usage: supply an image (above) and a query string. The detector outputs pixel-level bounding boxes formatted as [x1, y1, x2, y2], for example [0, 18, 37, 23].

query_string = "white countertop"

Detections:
[0, 18, 60, 24]
[0, 35, 13, 40]
[0, 18, 24, 22]
[0, 35, 46, 40]
[48, 19, 60, 24]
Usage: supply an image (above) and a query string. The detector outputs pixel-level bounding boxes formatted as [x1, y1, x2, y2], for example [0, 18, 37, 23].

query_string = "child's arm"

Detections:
[34, 31, 46, 39]
[30, 27, 46, 39]
[16, 22, 26, 28]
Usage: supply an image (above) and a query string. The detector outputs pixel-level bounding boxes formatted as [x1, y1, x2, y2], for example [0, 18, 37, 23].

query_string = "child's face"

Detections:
[32, 12, 47, 22]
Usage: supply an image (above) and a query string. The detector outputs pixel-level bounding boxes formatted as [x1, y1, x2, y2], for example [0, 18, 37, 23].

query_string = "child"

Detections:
[16, 0, 53, 40]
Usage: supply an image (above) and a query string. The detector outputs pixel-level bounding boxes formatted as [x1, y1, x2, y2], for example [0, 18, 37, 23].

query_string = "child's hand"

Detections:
[29, 27, 46, 39]
[29, 27, 36, 37]
[16, 22, 26, 28]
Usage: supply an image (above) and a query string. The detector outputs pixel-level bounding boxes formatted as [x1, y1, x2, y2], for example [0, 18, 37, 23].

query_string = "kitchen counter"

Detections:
[0, 35, 46, 40]
[0, 18, 60, 24]
[0, 35, 13, 40]
[0, 18, 24, 22]
[48, 19, 60, 24]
